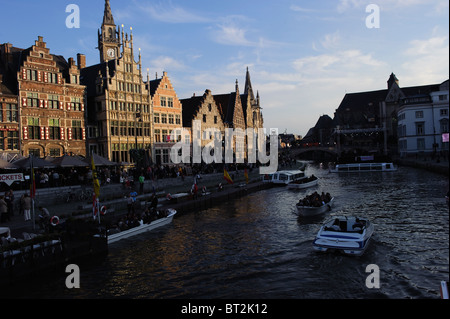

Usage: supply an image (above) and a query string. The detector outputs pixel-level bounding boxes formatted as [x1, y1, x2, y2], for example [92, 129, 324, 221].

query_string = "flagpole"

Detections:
[30, 154, 35, 230]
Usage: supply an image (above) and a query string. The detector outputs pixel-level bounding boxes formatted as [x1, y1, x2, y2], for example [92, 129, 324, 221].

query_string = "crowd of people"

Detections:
[108, 194, 169, 234]
[297, 191, 332, 207]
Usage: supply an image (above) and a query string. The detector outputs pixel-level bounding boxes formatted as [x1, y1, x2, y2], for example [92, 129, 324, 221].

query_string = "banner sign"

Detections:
[0, 173, 25, 186]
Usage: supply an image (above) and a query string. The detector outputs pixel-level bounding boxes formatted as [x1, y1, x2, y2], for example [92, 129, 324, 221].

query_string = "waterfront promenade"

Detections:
[1, 168, 263, 238]
[1, 157, 447, 240]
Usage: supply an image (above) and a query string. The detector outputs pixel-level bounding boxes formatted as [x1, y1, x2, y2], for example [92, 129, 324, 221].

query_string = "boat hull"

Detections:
[297, 197, 334, 216]
[107, 209, 176, 244]
[313, 216, 374, 256]
[287, 178, 319, 189]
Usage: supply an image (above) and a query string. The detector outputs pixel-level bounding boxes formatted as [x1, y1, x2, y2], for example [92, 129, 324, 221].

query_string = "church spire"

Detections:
[103, 0, 115, 26]
[244, 67, 255, 101]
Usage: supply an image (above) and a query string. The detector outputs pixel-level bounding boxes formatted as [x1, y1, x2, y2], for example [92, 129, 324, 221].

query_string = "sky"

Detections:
[1, 0, 448, 137]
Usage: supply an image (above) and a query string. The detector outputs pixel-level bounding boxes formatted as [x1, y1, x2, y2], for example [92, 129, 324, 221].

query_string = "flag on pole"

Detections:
[244, 168, 249, 184]
[91, 154, 101, 220]
[224, 168, 233, 184]
[30, 164, 36, 199]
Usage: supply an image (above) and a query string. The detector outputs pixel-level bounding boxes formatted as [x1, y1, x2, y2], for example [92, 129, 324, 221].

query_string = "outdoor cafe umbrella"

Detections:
[82, 153, 117, 166]
[52, 155, 88, 167]
[12, 155, 57, 169]
[0, 158, 19, 169]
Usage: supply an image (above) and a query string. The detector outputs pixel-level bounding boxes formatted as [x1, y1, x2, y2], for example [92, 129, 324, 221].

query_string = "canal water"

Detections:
[5, 163, 449, 299]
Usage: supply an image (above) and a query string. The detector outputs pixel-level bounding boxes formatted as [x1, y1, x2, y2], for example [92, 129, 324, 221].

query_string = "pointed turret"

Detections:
[387, 72, 399, 89]
[244, 67, 255, 101]
[103, 0, 115, 26]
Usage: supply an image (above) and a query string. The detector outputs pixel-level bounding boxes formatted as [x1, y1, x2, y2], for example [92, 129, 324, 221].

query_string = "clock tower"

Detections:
[98, 0, 120, 63]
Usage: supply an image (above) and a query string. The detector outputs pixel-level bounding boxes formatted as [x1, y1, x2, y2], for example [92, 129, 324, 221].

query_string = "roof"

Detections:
[180, 95, 204, 127]
[80, 60, 116, 97]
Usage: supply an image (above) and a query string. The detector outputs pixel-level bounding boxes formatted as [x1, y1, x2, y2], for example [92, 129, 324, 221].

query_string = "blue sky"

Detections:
[1, 0, 448, 136]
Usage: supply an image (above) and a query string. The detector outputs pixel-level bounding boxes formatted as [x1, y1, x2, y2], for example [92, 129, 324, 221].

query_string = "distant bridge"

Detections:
[281, 146, 339, 161]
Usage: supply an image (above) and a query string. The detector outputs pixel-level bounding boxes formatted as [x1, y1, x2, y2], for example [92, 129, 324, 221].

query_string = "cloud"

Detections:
[400, 34, 449, 84]
[210, 15, 256, 47]
[150, 56, 186, 73]
[136, 0, 211, 24]
[290, 5, 317, 13]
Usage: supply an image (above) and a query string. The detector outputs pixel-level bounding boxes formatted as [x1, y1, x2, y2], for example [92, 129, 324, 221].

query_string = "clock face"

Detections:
[107, 48, 115, 58]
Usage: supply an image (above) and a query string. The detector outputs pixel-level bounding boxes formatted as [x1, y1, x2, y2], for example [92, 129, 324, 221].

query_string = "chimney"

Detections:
[77, 53, 86, 69]
[68, 57, 75, 67]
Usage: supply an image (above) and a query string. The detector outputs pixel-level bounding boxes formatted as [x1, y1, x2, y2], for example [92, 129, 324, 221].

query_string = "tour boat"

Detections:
[261, 170, 306, 185]
[329, 162, 397, 173]
[296, 197, 334, 217]
[313, 216, 374, 256]
[107, 209, 177, 244]
[287, 175, 319, 189]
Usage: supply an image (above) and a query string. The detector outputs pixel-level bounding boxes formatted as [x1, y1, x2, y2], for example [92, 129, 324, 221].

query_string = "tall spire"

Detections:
[244, 67, 255, 101]
[103, 0, 115, 26]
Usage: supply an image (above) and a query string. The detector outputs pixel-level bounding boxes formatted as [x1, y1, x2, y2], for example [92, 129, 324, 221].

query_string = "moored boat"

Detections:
[287, 175, 319, 189]
[313, 216, 374, 256]
[329, 162, 397, 173]
[107, 209, 176, 244]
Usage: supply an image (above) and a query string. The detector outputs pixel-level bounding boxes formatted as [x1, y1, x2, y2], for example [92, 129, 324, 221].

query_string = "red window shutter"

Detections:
[39, 100, 44, 108]
[67, 102, 71, 111]
[58, 74, 62, 84]
[37, 71, 42, 82]
[40, 127, 45, 140]
[60, 127, 65, 140]
[45, 127, 49, 140]
[22, 97, 27, 107]
[81, 103, 85, 112]
[22, 69, 27, 80]
[68, 127, 72, 140]
[59, 101, 64, 110]
[82, 128, 86, 140]
[44, 72, 48, 83]
[23, 127, 28, 140]
[44, 100, 48, 108]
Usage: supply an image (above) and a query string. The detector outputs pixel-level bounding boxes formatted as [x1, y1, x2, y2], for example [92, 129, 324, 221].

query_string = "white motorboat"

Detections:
[296, 197, 334, 216]
[261, 170, 306, 185]
[313, 216, 374, 256]
[107, 209, 177, 244]
[287, 175, 319, 189]
[329, 162, 397, 173]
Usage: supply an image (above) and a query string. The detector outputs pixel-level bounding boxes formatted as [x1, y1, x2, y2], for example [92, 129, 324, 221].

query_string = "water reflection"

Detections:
[4, 162, 449, 299]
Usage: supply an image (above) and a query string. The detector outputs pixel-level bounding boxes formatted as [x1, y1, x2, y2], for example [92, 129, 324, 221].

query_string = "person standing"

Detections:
[4, 190, 14, 218]
[0, 196, 8, 223]
[139, 173, 145, 194]
[21, 194, 32, 221]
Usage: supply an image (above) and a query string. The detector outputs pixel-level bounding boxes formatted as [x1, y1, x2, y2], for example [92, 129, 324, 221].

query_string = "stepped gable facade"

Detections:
[146, 72, 183, 165]
[0, 36, 86, 158]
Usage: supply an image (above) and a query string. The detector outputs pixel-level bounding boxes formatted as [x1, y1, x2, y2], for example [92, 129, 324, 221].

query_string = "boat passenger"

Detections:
[352, 218, 365, 230]
[330, 219, 341, 231]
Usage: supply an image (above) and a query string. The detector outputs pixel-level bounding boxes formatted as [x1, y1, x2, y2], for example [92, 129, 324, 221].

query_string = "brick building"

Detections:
[146, 71, 183, 165]
[0, 37, 86, 158]
[81, 0, 152, 163]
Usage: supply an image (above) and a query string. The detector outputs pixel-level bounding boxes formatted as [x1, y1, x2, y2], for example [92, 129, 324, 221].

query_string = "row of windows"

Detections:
[117, 81, 142, 94]
[0, 131, 19, 150]
[110, 121, 151, 137]
[26, 93, 83, 111]
[24, 69, 78, 84]
[397, 120, 449, 137]
[0, 104, 18, 122]
[398, 139, 449, 151]
[153, 113, 181, 124]
[399, 108, 449, 121]
[109, 101, 150, 113]
[160, 97, 174, 107]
